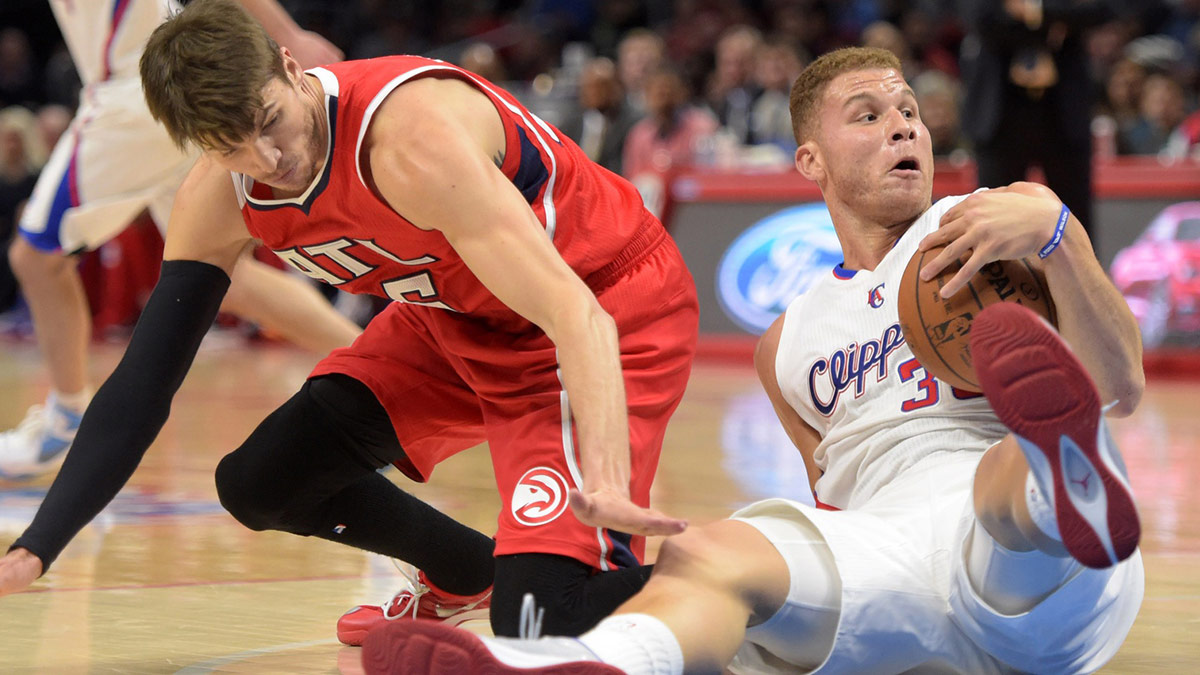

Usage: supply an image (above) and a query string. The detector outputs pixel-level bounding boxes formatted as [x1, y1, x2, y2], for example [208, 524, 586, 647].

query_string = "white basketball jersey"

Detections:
[775, 194, 1009, 509]
[49, 0, 179, 86]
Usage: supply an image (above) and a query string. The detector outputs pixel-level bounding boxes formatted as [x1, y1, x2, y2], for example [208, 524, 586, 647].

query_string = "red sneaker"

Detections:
[337, 568, 492, 646]
[971, 303, 1140, 569]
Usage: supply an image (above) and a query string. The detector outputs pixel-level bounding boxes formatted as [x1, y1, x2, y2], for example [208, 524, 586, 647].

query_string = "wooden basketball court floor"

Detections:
[0, 338, 1197, 674]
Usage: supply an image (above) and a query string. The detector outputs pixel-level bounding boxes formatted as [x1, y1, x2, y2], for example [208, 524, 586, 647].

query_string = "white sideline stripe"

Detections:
[556, 365, 611, 571]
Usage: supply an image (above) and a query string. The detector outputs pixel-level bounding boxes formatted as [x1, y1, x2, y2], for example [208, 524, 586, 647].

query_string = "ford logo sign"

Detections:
[716, 203, 842, 334]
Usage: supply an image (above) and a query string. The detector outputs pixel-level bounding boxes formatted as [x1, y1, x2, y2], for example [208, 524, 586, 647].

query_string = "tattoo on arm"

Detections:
[492, 150, 505, 168]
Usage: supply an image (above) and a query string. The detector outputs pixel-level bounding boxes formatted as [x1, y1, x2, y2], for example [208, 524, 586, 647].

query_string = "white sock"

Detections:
[51, 388, 92, 412]
[577, 613, 684, 675]
[1024, 472, 1061, 542]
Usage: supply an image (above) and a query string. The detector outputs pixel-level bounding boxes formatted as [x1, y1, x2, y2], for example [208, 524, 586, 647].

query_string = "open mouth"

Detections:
[892, 158, 919, 172]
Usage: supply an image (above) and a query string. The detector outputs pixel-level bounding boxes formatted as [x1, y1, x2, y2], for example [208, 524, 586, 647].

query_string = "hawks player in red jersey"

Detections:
[0, 0, 698, 640]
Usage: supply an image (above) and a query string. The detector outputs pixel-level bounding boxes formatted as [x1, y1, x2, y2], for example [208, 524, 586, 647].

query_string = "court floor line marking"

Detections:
[173, 638, 342, 674]
[17, 571, 402, 595]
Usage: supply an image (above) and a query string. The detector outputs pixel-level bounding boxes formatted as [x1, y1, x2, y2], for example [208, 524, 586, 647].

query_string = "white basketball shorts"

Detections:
[19, 78, 197, 254]
[727, 450, 1144, 674]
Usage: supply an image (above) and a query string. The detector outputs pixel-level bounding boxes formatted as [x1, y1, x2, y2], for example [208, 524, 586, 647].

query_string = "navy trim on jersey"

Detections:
[22, 152, 78, 253]
[605, 529, 639, 569]
[833, 263, 858, 279]
[512, 125, 550, 204]
[245, 95, 338, 216]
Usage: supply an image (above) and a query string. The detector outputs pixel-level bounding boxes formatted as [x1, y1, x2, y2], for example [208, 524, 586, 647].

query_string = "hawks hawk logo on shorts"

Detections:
[511, 467, 570, 526]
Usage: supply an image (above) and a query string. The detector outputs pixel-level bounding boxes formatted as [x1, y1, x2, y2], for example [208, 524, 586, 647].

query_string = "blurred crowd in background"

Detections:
[0, 0, 1198, 316]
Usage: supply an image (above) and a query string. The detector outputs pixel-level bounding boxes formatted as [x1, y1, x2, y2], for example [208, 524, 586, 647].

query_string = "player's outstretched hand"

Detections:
[0, 548, 43, 598]
[569, 488, 687, 537]
[287, 30, 345, 69]
[917, 182, 1064, 298]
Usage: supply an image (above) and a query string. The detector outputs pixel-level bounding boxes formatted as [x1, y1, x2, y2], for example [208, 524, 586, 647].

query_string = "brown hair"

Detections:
[140, 0, 286, 151]
[789, 47, 902, 145]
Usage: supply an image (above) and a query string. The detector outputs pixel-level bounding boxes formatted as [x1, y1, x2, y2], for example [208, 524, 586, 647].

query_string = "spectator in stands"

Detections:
[862, 21, 921, 80]
[1122, 72, 1189, 154]
[0, 29, 39, 109]
[34, 104, 70, 157]
[749, 38, 805, 151]
[705, 24, 763, 144]
[623, 65, 718, 179]
[899, 6, 960, 77]
[958, 0, 1144, 239]
[770, 0, 843, 59]
[617, 28, 665, 115]
[588, 0, 649, 59]
[0, 106, 42, 312]
[41, 42, 81, 110]
[1165, 107, 1200, 160]
[560, 57, 638, 174]
[348, 4, 426, 60]
[913, 70, 969, 159]
[1100, 57, 1147, 132]
[459, 42, 508, 84]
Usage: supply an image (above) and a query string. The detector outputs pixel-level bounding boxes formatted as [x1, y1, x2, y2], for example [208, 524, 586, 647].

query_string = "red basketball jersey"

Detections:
[233, 56, 655, 331]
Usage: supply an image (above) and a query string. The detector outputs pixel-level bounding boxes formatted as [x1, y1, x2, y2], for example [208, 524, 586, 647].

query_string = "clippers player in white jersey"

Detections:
[363, 47, 1147, 675]
[0, 0, 358, 480]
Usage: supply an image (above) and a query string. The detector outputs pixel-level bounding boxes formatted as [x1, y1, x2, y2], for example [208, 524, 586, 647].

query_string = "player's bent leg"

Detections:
[361, 519, 817, 675]
[972, 437, 1067, 555]
[617, 520, 794, 672]
[0, 238, 91, 479]
[216, 374, 496, 636]
[222, 254, 360, 353]
[971, 303, 1140, 569]
[7, 237, 92, 396]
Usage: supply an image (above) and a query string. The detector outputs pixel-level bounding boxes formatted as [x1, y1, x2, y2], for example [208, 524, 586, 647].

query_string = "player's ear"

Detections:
[280, 47, 303, 83]
[795, 141, 824, 182]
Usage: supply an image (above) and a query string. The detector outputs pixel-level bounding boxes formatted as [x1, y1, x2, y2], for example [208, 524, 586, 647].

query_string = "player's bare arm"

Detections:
[755, 312, 823, 491]
[363, 78, 686, 537]
[917, 183, 1144, 414]
[164, 155, 256, 273]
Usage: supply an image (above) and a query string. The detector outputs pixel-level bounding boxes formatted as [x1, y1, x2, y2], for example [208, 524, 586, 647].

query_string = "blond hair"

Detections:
[0, 106, 46, 171]
[140, 0, 286, 151]
[789, 47, 902, 144]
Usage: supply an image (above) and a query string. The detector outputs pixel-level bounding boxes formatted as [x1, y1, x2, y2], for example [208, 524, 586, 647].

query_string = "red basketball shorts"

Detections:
[310, 234, 698, 570]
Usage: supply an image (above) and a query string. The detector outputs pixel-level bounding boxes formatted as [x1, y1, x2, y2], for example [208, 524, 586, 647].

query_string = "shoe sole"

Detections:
[971, 303, 1140, 569]
[338, 607, 492, 647]
[361, 620, 623, 675]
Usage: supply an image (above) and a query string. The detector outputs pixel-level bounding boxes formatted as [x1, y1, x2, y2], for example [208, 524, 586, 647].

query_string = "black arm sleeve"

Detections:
[8, 260, 230, 571]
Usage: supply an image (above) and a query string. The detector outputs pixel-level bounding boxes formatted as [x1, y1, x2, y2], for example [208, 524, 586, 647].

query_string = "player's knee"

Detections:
[215, 446, 288, 532]
[8, 237, 60, 280]
[654, 526, 726, 579]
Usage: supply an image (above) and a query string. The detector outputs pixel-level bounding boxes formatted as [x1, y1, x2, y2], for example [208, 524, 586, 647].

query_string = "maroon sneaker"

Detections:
[971, 302, 1140, 568]
[361, 619, 623, 675]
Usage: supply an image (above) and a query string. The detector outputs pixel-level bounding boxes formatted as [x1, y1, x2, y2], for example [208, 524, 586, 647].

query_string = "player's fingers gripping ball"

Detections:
[898, 245, 1057, 391]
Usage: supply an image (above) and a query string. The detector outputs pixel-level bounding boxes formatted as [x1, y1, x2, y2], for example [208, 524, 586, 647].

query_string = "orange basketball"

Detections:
[897, 245, 1057, 392]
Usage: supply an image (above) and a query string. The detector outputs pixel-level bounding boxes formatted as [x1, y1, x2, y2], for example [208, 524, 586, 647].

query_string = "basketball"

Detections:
[898, 245, 1057, 392]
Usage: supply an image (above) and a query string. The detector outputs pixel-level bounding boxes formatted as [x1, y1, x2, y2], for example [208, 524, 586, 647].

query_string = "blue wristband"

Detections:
[1038, 203, 1070, 259]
